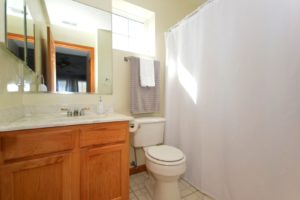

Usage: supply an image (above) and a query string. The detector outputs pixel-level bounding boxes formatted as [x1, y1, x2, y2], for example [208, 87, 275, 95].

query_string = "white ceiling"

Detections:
[7, 0, 32, 19]
[44, 0, 111, 32]
[73, 0, 111, 12]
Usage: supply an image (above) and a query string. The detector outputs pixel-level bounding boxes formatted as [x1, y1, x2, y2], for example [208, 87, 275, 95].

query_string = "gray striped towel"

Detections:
[129, 57, 160, 114]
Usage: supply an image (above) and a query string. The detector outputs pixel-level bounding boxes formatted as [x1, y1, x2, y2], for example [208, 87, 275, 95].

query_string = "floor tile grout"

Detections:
[130, 172, 214, 200]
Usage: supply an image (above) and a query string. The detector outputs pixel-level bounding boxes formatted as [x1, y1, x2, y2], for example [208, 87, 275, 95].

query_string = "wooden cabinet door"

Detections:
[81, 143, 129, 200]
[0, 153, 73, 200]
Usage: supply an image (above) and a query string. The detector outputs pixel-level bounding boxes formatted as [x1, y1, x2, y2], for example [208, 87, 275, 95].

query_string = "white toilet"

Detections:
[130, 117, 186, 200]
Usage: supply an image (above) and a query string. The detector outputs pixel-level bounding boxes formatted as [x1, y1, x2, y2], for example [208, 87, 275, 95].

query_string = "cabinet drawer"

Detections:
[80, 122, 128, 147]
[1, 127, 76, 161]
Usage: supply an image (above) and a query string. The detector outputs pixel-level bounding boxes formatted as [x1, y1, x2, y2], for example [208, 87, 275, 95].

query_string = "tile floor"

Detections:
[130, 172, 214, 200]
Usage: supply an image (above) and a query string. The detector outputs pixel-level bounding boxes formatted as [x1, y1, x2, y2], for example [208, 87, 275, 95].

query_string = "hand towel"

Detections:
[140, 58, 155, 87]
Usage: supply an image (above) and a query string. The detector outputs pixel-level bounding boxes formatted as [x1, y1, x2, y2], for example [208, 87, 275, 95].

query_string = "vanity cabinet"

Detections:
[0, 121, 129, 200]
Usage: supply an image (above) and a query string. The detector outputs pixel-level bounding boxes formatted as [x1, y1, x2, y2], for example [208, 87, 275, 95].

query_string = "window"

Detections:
[112, 0, 155, 56]
[112, 15, 145, 53]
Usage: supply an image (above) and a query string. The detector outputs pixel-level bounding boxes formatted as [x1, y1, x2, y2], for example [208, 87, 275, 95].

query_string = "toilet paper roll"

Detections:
[129, 120, 139, 133]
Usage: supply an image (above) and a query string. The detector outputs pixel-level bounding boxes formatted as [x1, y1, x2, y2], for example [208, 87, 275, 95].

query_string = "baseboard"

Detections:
[130, 164, 147, 175]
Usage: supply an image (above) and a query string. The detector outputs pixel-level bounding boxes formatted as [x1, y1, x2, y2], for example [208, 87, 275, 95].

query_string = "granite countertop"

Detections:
[0, 113, 133, 132]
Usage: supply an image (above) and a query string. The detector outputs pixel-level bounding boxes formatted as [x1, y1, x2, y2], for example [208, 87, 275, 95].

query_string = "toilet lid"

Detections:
[147, 145, 184, 162]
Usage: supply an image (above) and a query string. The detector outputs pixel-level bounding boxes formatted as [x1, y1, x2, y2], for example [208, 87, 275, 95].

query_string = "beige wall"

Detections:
[97, 29, 112, 94]
[188, 0, 208, 7]
[52, 24, 96, 47]
[7, 15, 24, 35]
[0, 0, 5, 43]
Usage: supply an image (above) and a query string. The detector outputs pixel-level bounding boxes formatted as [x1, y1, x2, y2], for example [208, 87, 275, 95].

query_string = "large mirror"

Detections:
[5, 0, 113, 94]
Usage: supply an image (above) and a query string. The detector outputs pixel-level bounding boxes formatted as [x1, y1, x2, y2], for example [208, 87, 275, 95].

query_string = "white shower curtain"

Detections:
[165, 0, 300, 200]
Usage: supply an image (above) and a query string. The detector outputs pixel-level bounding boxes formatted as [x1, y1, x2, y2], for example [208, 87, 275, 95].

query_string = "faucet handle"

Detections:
[80, 107, 90, 116]
[61, 108, 73, 117]
[73, 109, 79, 116]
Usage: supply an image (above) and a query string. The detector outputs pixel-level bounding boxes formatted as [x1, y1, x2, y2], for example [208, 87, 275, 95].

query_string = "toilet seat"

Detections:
[145, 145, 185, 166]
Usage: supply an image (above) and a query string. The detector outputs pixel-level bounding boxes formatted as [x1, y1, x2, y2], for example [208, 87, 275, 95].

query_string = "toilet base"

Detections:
[146, 172, 181, 200]
[153, 174, 181, 200]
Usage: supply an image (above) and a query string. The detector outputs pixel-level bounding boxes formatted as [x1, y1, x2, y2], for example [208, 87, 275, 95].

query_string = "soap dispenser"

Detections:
[97, 96, 105, 114]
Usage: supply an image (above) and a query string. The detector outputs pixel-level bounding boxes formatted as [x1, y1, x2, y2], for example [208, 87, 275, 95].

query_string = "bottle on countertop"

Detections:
[97, 96, 105, 114]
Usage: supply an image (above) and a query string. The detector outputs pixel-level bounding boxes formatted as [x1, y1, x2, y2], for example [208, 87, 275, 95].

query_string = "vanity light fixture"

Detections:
[62, 20, 77, 27]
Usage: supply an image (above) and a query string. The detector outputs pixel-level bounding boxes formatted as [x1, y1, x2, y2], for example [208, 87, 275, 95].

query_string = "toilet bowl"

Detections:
[144, 145, 186, 200]
[130, 118, 186, 200]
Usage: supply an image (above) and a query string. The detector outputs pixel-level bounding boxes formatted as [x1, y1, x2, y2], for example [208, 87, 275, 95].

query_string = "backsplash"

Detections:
[0, 106, 24, 124]
[0, 45, 24, 124]
[0, 45, 24, 94]
[23, 104, 100, 116]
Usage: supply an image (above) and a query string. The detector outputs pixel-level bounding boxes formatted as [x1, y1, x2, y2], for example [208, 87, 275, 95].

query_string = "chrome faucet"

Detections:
[61, 107, 90, 117]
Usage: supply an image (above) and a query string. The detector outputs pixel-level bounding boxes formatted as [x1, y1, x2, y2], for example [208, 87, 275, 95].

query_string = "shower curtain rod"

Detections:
[167, 0, 215, 32]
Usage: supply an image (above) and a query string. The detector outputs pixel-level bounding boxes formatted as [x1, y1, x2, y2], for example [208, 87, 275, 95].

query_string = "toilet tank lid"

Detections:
[135, 117, 166, 124]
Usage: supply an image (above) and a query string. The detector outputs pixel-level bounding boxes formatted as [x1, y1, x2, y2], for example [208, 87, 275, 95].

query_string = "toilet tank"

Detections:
[131, 117, 166, 148]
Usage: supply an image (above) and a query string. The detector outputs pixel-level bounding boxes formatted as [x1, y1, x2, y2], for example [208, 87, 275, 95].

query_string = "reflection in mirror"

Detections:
[24, 3, 35, 72]
[23, 0, 113, 94]
[55, 41, 94, 93]
[22, 0, 49, 92]
[6, 0, 25, 62]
